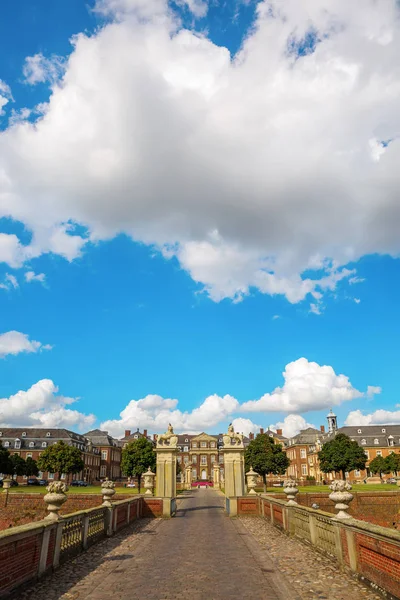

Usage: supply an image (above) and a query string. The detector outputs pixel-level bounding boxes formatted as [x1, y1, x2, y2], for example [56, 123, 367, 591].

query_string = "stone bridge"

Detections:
[0, 489, 393, 600]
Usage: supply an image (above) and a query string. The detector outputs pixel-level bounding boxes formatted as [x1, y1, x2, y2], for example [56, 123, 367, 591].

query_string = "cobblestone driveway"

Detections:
[17, 491, 382, 600]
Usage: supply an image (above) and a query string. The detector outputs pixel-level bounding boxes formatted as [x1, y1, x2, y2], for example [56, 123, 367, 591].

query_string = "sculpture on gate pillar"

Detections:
[156, 423, 178, 447]
[222, 424, 245, 501]
[155, 424, 178, 516]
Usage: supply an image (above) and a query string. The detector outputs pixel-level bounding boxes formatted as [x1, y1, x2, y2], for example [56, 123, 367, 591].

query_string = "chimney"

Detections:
[124, 430, 131, 438]
[143, 429, 148, 438]
[249, 432, 254, 440]
[320, 425, 325, 433]
[260, 428, 264, 435]
[277, 429, 283, 436]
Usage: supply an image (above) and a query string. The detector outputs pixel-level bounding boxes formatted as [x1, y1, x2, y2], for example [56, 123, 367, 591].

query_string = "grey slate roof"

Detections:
[325, 425, 400, 448]
[84, 429, 119, 447]
[289, 427, 322, 445]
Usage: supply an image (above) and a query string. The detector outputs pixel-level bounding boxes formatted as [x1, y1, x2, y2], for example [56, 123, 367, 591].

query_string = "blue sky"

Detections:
[0, 0, 399, 438]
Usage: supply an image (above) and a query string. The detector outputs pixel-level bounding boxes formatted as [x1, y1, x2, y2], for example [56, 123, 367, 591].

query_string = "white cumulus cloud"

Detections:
[22, 53, 65, 86]
[0, 1, 400, 305]
[100, 392, 239, 437]
[0, 331, 52, 358]
[25, 270, 46, 283]
[270, 414, 316, 438]
[345, 408, 400, 426]
[0, 379, 95, 430]
[241, 357, 366, 413]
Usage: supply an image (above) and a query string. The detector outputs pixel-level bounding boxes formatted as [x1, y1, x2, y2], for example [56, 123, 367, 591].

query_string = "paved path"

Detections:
[19, 490, 382, 600]
[20, 490, 297, 600]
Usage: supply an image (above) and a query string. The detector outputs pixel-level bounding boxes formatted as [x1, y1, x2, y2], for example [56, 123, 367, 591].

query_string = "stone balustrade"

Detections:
[236, 494, 400, 599]
[0, 494, 163, 598]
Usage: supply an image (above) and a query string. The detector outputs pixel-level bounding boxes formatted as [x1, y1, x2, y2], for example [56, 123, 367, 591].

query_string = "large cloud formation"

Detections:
[0, 379, 95, 430]
[1, 0, 400, 304]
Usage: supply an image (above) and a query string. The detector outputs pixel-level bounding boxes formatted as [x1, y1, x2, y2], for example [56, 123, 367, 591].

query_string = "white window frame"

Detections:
[300, 449, 307, 459]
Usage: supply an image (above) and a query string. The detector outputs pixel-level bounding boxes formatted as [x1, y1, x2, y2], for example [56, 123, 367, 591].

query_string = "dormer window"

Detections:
[382, 428, 386, 433]
[14, 439, 21, 449]
[134, 434, 138, 439]
[22, 432, 26, 437]
[42, 442, 47, 448]
[46, 432, 51, 437]
[269, 433, 273, 437]
[374, 439, 379, 445]
[29, 442, 35, 448]
[185, 438, 188, 442]
[4, 441, 9, 447]
[0, 432, 2, 437]
[357, 429, 362, 434]
[361, 439, 366, 445]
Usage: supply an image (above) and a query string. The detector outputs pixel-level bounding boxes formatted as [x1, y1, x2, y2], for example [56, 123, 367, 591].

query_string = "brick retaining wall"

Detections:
[268, 492, 400, 528]
[0, 494, 132, 530]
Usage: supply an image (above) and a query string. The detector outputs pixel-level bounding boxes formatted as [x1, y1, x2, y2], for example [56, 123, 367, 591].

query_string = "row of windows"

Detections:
[0, 431, 52, 438]
[2, 441, 48, 449]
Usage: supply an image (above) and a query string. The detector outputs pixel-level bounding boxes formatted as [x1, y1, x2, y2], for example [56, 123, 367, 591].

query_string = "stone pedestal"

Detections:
[213, 464, 220, 489]
[222, 424, 245, 499]
[155, 425, 178, 516]
[185, 464, 192, 490]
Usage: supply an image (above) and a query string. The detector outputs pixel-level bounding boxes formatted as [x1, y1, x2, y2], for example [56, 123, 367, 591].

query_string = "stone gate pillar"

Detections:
[155, 424, 178, 517]
[213, 463, 220, 489]
[185, 463, 192, 490]
[222, 424, 245, 506]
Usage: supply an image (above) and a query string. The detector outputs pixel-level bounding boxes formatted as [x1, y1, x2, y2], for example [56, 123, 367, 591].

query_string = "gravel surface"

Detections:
[239, 516, 382, 600]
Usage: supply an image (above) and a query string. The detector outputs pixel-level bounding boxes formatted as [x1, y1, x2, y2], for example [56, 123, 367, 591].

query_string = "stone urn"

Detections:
[2, 478, 12, 493]
[329, 480, 353, 518]
[143, 467, 155, 496]
[283, 479, 299, 505]
[101, 478, 116, 507]
[44, 481, 69, 520]
[246, 467, 258, 495]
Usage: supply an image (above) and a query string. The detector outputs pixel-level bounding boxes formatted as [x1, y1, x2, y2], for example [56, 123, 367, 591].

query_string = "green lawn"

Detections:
[8, 486, 145, 495]
[262, 484, 399, 493]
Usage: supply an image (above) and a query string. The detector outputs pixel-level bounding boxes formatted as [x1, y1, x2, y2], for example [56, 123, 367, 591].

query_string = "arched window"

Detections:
[374, 439, 379, 445]
[4, 441, 10, 447]
[42, 442, 47, 448]
[22, 432, 26, 437]
[361, 439, 366, 445]
[29, 442, 35, 448]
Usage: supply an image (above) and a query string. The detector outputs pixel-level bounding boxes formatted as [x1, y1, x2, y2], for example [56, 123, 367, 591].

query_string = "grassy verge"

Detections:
[8, 486, 145, 495]
[261, 484, 399, 493]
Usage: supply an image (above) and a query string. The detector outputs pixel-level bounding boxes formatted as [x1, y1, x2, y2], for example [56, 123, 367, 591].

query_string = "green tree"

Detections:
[318, 433, 367, 479]
[369, 455, 391, 480]
[37, 441, 84, 481]
[245, 434, 290, 492]
[9, 455, 26, 477]
[385, 452, 400, 476]
[0, 447, 11, 475]
[121, 438, 156, 491]
[25, 457, 39, 477]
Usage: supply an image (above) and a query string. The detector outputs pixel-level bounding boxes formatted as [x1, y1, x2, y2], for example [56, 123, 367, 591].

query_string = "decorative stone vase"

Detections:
[329, 480, 353, 518]
[246, 467, 258, 495]
[44, 481, 68, 520]
[143, 467, 155, 496]
[283, 479, 299, 505]
[2, 478, 11, 493]
[101, 478, 116, 507]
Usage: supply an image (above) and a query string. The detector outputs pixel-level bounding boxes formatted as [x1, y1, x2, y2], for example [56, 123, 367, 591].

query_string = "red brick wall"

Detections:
[356, 532, 400, 598]
[0, 494, 133, 531]
[269, 492, 400, 528]
[142, 498, 163, 517]
[0, 530, 42, 595]
[237, 497, 258, 515]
